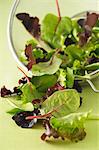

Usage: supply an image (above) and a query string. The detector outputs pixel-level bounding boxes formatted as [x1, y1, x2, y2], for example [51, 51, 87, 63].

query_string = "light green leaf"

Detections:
[42, 89, 80, 117]
[26, 39, 37, 47]
[6, 96, 34, 111]
[32, 48, 44, 59]
[50, 112, 90, 141]
[41, 14, 58, 47]
[31, 55, 62, 76]
[57, 69, 66, 87]
[85, 62, 99, 71]
[56, 17, 72, 36]
[7, 108, 23, 115]
[65, 45, 84, 61]
[66, 67, 74, 88]
[41, 14, 72, 48]
[21, 83, 43, 103]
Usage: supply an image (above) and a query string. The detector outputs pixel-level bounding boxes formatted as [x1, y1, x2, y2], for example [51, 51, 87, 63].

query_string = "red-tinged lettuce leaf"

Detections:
[50, 112, 89, 142]
[16, 13, 52, 52]
[41, 13, 72, 48]
[41, 119, 62, 141]
[85, 12, 98, 28]
[16, 13, 40, 38]
[78, 12, 99, 46]
[42, 89, 80, 118]
[25, 44, 36, 70]
[87, 55, 99, 64]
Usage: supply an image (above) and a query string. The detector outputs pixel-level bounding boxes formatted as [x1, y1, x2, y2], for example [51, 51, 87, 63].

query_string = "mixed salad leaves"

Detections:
[0, 1, 99, 142]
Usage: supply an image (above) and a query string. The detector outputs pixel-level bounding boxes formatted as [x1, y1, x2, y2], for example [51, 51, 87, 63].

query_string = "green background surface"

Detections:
[0, 0, 99, 150]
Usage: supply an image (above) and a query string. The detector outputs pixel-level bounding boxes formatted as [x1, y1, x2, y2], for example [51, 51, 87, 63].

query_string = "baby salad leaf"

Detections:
[57, 69, 67, 87]
[50, 112, 89, 141]
[6, 96, 34, 111]
[65, 45, 84, 61]
[66, 67, 74, 88]
[32, 48, 44, 59]
[7, 108, 23, 115]
[16, 13, 52, 52]
[78, 12, 98, 46]
[31, 74, 58, 92]
[85, 62, 99, 71]
[16, 13, 40, 38]
[41, 13, 72, 48]
[26, 39, 37, 48]
[41, 14, 58, 46]
[21, 83, 43, 102]
[25, 44, 36, 70]
[6, 83, 44, 111]
[42, 89, 80, 117]
[31, 55, 62, 76]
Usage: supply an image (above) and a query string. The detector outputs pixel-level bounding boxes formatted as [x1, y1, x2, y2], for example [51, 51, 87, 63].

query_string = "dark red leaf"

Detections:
[18, 77, 27, 84]
[16, 13, 40, 38]
[87, 55, 99, 64]
[73, 80, 82, 93]
[65, 37, 75, 47]
[0, 86, 22, 97]
[0, 86, 12, 97]
[85, 13, 98, 28]
[77, 19, 85, 28]
[43, 83, 65, 100]
[78, 12, 99, 46]
[32, 99, 41, 105]
[25, 44, 36, 70]
[12, 109, 40, 128]
[41, 119, 60, 141]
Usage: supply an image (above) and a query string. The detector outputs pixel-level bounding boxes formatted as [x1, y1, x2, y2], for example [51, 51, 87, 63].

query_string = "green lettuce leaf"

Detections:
[85, 62, 99, 71]
[66, 67, 74, 88]
[31, 74, 58, 92]
[7, 108, 23, 115]
[6, 83, 44, 111]
[6, 96, 34, 111]
[42, 89, 80, 117]
[65, 45, 84, 61]
[50, 112, 90, 141]
[21, 83, 43, 102]
[31, 55, 62, 76]
[57, 69, 67, 87]
[41, 13, 72, 48]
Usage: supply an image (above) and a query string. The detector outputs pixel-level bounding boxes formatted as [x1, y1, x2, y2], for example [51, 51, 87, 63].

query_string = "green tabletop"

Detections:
[0, 1, 99, 150]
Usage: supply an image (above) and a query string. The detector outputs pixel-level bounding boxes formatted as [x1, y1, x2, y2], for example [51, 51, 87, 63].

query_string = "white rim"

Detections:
[7, 0, 32, 76]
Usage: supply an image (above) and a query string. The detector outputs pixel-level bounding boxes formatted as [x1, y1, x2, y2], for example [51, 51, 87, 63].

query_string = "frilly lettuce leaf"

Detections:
[50, 112, 90, 141]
